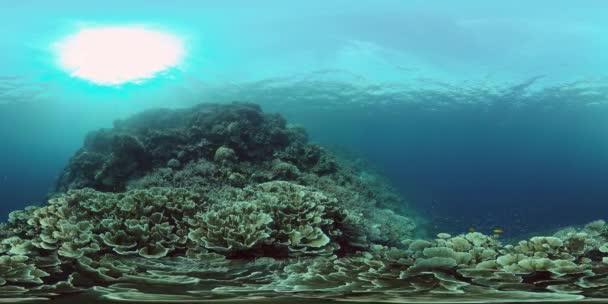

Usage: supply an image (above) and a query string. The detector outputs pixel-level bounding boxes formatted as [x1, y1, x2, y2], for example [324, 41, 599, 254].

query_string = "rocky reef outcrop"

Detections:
[2, 102, 608, 302]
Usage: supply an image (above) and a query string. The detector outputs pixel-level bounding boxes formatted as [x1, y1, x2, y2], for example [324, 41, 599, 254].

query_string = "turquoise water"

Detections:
[2, 1, 608, 303]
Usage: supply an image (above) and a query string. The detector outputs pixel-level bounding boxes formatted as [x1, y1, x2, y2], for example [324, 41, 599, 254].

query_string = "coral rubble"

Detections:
[2, 103, 608, 302]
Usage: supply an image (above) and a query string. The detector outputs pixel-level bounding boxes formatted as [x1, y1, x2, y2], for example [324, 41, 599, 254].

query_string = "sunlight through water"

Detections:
[54, 26, 185, 85]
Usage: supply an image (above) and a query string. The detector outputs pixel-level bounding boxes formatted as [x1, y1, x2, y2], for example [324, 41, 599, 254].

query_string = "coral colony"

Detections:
[1, 103, 608, 302]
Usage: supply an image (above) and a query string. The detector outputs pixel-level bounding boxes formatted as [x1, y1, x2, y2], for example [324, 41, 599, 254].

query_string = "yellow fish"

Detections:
[468, 227, 476, 232]
[492, 229, 504, 234]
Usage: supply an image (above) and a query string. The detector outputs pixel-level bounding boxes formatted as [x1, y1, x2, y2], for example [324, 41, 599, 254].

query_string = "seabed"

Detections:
[2, 103, 608, 304]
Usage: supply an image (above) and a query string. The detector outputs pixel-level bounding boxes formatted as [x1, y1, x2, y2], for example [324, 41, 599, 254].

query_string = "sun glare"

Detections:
[55, 26, 185, 85]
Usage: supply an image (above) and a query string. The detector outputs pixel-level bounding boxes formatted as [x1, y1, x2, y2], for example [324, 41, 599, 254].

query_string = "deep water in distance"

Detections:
[290, 102, 608, 237]
[2, 77, 608, 239]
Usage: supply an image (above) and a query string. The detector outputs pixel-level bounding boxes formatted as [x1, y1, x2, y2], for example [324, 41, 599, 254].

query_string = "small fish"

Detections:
[492, 229, 504, 234]
[468, 227, 476, 232]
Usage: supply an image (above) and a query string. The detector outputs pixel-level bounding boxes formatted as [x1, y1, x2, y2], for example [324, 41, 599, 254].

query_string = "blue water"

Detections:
[289, 98, 608, 237]
[3, 78, 608, 239]
[2, 1, 608, 240]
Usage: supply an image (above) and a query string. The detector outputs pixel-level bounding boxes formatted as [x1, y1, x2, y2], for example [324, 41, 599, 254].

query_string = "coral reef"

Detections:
[71, 102, 416, 247]
[204, 181, 347, 257]
[3, 102, 608, 302]
[55, 103, 292, 192]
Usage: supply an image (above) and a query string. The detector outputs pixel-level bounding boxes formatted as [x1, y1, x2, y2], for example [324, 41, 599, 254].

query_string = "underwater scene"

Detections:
[3, 1, 608, 303]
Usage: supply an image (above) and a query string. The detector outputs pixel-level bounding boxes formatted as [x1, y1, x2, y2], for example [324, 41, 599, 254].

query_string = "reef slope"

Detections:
[1, 103, 608, 303]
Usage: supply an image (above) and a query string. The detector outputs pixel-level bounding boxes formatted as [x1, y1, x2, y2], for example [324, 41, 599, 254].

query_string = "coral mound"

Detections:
[56, 103, 293, 192]
[53, 102, 415, 249]
[3, 102, 608, 302]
